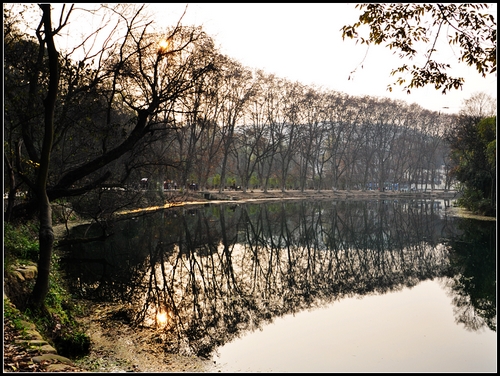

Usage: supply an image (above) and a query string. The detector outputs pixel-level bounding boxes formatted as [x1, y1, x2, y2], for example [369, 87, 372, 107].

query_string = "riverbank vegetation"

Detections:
[447, 115, 496, 216]
[4, 220, 91, 359]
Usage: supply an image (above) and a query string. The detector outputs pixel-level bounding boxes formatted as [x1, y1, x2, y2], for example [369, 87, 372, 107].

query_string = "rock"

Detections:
[32, 353, 76, 365]
[14, 339, 58, 354]
[15, 339, 47, 346]
[19, 320, 37, 331]
[45, 363, 75, 372]
[33, 354, 84, 372]
[17, 264, 38, 279]
[24, 329, 44, 340]
[11, 270, 26, 282]
[39, 344, 58, 354]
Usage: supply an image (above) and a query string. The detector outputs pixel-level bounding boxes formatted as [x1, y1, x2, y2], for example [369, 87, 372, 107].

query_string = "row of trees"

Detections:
[3, 4, 496, 309]
[144, 77, 457, 195]
[5, 6, 458, 205]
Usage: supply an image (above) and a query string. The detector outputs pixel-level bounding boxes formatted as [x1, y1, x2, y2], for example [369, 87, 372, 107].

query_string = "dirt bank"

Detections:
[72, 302, 215, 372]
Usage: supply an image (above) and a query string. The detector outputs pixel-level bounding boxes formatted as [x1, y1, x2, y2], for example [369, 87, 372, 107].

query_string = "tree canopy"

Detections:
[341, 3, 497, 94]
[446, 115, 496, 215]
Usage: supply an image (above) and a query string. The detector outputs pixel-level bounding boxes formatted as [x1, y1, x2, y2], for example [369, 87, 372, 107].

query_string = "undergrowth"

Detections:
[4, 219, 91, 358]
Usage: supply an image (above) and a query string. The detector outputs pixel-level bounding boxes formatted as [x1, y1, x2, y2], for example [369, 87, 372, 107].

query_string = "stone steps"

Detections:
[4, 265, 85, 372]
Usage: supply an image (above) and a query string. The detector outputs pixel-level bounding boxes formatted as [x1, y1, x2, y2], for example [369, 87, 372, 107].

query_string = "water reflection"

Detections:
[212, 279, 496, 372]
[61, 199, 496, 358]
[444, 218, 496, 332]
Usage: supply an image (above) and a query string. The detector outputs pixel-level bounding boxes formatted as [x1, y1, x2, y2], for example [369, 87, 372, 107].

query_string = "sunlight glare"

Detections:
[156, 311, 168, 326]
[158, 39, 171, 54]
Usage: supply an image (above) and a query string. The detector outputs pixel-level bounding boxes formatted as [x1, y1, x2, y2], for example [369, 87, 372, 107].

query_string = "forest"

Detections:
[4, 5, 468, 217]
[3, 4, 496, 309]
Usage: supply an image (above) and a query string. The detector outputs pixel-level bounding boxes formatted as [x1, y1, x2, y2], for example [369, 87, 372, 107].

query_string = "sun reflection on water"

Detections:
[155, 310, 169, 329]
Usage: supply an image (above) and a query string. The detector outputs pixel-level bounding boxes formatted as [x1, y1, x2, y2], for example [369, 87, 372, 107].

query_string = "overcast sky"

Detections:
[42, 3, 496, 114]
[148, 3, 497, 114]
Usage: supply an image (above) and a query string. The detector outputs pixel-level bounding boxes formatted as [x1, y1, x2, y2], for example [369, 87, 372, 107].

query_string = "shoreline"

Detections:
[54, 189, 495, 237]
[119, 188, 463, 212]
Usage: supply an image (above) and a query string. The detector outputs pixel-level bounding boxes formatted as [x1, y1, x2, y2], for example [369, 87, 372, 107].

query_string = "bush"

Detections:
[4, 297, 31, 334]
[4, 220, 91, 358]
[53, 329, 91, 358]
[4, 222, 39, 263]
[456, 187, 495, 216]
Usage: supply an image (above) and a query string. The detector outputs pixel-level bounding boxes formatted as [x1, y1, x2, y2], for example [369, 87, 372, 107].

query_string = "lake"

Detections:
[60, 198, 496, 372]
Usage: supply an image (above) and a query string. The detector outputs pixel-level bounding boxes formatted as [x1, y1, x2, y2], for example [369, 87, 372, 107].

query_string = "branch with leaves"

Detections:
[341, 3, 496, 94]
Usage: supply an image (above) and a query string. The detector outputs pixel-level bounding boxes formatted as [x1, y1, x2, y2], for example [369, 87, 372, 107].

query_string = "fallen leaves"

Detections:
[3, 318, 84, 372]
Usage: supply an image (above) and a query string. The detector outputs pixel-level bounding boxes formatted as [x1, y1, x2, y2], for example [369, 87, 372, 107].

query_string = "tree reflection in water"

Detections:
[60, 199, 496, 357]
[443, 218, 496, 332]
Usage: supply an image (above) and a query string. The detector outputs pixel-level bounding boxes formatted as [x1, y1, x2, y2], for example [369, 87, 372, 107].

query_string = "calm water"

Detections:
[61, 199, 496, 372]
[211, 279, 496, 372]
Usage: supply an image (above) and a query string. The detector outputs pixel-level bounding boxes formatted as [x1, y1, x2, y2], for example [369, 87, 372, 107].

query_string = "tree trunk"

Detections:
[29, 4, 59, 309]
[30, 197, 54, 308]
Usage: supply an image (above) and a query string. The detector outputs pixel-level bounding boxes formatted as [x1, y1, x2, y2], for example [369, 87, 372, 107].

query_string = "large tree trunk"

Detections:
[29, 4, 59, 309]
[219, 147, 229, 193]
[219, 129, 234, 193]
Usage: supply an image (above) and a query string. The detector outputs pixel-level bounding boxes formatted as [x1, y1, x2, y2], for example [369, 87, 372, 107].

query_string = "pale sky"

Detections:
[148, 3, 497, 114]
[39, 3, 497, 114]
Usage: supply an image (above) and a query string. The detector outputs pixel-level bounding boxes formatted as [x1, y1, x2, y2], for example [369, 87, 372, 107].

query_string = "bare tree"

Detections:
[275, 81, 304, 192]
[4, 4, 216, 308]
[459, 92, 497, 118]
[216, 58, 255, 192]
[256, 73, 286, 192]
[323, 92, 357, 190]
[296, 87, 326, 192]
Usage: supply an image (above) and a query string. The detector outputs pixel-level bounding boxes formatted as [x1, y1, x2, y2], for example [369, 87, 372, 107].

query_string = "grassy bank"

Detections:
[3, 220, 91, 359]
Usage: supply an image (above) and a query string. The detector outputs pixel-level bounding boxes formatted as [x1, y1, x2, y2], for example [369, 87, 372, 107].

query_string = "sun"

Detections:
[158, 39, 171, 54]
[156, 311, 168, 326]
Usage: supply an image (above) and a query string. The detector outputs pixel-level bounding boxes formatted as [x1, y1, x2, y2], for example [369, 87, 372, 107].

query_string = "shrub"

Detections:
[457, 186, 495, 215]
[53, 328, 91, 358]
[4, 222, 39, 263]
